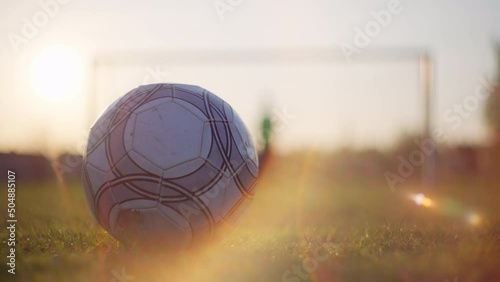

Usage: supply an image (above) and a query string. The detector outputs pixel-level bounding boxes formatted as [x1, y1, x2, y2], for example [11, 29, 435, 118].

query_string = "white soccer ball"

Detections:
[82, 84, 258, 250]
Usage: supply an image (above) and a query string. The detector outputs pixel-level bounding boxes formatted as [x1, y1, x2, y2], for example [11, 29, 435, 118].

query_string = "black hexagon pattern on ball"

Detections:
[83, 83, 258, 246]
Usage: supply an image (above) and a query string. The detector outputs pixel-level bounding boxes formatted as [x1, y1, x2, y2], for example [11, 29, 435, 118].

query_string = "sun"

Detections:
[32, 46, 83, 101]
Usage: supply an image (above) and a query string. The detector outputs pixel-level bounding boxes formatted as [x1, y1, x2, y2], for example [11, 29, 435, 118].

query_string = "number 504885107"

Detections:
[7, 170, 16, 215]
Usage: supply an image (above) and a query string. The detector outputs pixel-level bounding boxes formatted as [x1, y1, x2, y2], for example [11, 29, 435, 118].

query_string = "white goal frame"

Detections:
[89, 47, 436, 188]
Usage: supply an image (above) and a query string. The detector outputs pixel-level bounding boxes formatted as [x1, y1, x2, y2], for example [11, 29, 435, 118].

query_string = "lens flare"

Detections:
[411, 193, 433, 208]
[466, 212, 481, 226]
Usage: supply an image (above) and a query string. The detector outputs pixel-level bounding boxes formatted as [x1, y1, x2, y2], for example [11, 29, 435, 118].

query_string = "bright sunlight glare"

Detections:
[411, 193, 433, 208]
[466, 212, 481, 226]
[32, 46, 83, 101]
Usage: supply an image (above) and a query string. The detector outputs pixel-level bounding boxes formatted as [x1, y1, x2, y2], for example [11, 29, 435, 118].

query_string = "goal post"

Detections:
[89, 47, 435, 188]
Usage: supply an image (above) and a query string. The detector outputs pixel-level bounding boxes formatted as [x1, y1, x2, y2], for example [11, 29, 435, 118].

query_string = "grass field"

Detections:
[1, 152, 499, 282]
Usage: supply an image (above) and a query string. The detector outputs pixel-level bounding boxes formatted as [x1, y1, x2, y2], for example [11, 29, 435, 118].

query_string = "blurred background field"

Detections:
[1, 1, 500, 281]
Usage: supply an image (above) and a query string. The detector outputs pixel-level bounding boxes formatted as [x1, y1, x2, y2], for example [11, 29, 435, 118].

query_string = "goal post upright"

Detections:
[420, 53, 435, 189]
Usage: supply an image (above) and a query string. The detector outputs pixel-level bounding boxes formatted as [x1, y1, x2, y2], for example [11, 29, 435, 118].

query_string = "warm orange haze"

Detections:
[1, 1, 500, 281]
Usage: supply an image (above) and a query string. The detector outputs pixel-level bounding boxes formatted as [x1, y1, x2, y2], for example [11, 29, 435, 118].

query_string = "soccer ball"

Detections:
[82, 83, 259, 250]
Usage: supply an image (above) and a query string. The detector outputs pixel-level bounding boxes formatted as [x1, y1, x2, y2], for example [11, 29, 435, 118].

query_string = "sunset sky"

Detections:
[0, 0, 499, 154]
